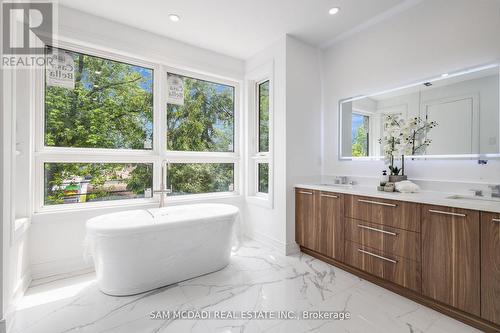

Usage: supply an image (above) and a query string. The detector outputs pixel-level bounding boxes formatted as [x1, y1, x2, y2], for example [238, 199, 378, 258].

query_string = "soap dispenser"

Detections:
[380, 170, 389, 186]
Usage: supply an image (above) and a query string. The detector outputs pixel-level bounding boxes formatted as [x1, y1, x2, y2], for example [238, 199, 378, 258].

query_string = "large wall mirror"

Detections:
[339, 64, 500, 160]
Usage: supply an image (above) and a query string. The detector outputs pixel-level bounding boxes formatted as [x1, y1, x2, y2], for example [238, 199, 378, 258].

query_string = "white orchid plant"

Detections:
[379, 115, 437, 176]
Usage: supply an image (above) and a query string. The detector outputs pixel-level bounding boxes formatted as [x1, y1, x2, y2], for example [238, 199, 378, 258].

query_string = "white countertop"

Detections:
[295, 183, 500, 214]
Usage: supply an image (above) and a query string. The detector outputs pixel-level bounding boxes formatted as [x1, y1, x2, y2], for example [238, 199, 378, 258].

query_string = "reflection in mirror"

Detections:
[340, 65, 500, 159]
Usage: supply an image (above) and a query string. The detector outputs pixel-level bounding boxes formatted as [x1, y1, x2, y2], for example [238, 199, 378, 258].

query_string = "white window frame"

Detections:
[351, 110, 372, 157]
[33, 40, 241, 213]
[246, 61, 274, 208]
[163, 66, 241, 198]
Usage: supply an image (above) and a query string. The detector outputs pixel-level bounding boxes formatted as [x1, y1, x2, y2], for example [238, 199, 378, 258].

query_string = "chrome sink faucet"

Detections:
[489, 184, 500, 198]
[154, 163, 172, 208]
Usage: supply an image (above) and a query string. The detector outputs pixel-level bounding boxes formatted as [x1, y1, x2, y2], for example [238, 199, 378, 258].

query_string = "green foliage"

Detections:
[258, 81, 269, 152]
[167, 163, 233, 195]
[44, 163, 152, 205]
[45, 47, 153, 149]
[388, 165, 401, 176]
[352, 126, 368, 157]
[44, 47, 236, 204]
[167, 76, 234, 152]
[258, 163, 269, 193]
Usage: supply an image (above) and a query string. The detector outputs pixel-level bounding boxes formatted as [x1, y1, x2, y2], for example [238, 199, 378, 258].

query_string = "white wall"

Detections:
[28, 6, 246, 281]
[2, 67, 32, 332]
[285, 37, 322, 247]
[243, 36, 322, 254]
[0, 2, 6, 328]
[244, 38, 288, 251]
[322, 0, 500, 183]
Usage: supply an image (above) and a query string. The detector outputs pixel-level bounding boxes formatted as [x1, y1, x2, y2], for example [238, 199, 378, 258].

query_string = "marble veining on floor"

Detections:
[11, 239, 479, 333]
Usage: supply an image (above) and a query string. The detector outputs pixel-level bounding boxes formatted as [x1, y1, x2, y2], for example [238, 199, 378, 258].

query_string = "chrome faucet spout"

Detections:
[154, 163, 172, 208]
[489, 184, 500, 198]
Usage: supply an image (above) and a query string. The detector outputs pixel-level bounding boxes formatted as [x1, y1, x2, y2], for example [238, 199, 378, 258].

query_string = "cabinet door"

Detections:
[318, 192, 344, 261]
[422, 205, 480, 316]
[295, 189, 317, 249]
[481, 212, 500, 325]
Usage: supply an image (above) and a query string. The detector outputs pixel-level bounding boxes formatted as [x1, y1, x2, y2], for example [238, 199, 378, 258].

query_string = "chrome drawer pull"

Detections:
[492, 218, 500, 223]
[358, 199, 397, 207]
[298, 191, 313, 195]
[428, 209, 466, 217]
[321, 194, 338, 198]
[357, 249, 397, 264]
[357, 224, 397, 236]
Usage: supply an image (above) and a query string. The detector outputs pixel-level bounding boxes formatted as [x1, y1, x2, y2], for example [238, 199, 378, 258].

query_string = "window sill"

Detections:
[33, 192, 242, 216]
[246, 195, 273, 209]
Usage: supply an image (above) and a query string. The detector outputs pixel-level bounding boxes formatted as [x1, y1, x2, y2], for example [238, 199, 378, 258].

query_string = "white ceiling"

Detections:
[59, 0, 406, 59]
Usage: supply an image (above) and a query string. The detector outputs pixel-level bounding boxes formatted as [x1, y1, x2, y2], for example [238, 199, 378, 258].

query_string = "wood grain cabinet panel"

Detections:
[318, 191, 344, 261]
[344, 241, 421, 292]
[345, 195, 420, 232]
[295, 188, 317, 250]
[421, 205, 480, 316]
[481, 212, 500, 325]
[344, 218, 420, 262]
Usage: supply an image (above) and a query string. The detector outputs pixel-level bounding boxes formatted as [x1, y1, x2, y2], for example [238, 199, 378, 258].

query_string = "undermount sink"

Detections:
[447, 195, 500, 203]
[316, 183, 353, 188]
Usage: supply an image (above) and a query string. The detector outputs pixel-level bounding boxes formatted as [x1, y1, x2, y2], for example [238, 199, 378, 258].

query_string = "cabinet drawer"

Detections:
[345, 195, 420, 232]
[345, 218, 421, 262]
[344, 241, 421, 292]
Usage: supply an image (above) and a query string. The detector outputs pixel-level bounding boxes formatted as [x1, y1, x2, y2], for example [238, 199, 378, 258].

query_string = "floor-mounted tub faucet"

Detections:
[154, 163, 172, 208]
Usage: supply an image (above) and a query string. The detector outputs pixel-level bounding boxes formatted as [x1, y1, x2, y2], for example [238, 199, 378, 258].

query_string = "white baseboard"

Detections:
[285, 241, 300, 255]
[31, 256, 94, 282]
[4, 269, 32, 333]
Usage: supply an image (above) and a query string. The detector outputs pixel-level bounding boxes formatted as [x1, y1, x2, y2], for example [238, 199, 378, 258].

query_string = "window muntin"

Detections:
[166, 73, 235, 152]
[44, 163, 153, 205]
[257, 163, 269, 194]
[258, 80, 270, 153]
[44, 46, 154, 150]
[352, 113, 370, 157]
[167, 163, 234, 196]
[37, 44, 240, 210]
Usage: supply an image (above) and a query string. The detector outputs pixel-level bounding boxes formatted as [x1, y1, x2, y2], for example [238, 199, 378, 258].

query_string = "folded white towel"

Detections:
[395, 180, 420, 193]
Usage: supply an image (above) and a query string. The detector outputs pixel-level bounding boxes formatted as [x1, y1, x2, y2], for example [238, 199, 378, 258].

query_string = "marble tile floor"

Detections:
[11, 239, 479, 333]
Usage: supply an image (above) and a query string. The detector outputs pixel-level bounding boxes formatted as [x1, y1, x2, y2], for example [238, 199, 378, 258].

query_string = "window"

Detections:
[247, 65, 273, 206]
[167, 74, 234, 152]
[255, 80, 270, 195]
[44, 47, 154, 150]
[44, 163, 153, 205]
[352, 113, 369, 157]
[36, 43, 240, 210]
[258, 81, 269, 153]
[165, 71, 239, 197]
[257, 163, 269, 193]
[167, 163, 234, 195]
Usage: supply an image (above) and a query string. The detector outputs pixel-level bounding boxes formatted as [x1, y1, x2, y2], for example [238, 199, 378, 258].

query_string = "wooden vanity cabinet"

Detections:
[318, 191, 344, 261]
[481, 212, 500, 325]
[421, 205, 480, 316]
[295, 188, 344, 260]
[295, 188, 317, 251]
[295, 188, 499, 331]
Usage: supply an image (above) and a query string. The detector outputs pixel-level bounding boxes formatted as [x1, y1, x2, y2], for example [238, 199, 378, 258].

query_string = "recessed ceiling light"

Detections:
[328, 7, 340, 15]
[441, 73, 449, 77]
[169, 14, 180, 22]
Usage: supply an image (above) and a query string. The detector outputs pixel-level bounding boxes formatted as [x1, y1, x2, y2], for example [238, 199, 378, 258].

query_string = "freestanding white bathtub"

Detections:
[85, 203, 239, 296]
